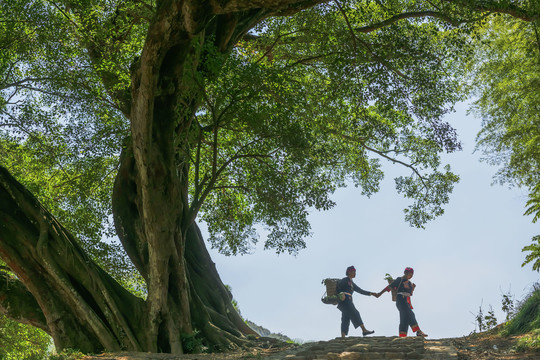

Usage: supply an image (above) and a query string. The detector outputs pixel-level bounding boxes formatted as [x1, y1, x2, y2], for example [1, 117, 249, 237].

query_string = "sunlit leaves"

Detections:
[468, 15, 540, 269]
[471, 17, 540, 189]
[0, 0, 134, 286]
[522, 235, 540, 272]
[396, 164, 460, 227]
[0, 314, 51, 360]
[190, 1, 472, 255]
[2, 1, 474, 261]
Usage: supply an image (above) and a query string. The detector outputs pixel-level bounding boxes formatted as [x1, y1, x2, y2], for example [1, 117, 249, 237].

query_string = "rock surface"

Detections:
[83, 336, 462, 359]
[82, 332, 539, 359]
[265, 336, 456, 359]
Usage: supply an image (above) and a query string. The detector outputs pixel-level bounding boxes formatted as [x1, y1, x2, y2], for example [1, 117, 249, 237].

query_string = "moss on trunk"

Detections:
[1, 164, 254, 354]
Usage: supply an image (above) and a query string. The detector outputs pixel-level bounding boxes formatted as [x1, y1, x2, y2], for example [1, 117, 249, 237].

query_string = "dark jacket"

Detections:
[336, 277, 371, 305]
[388, 276, 415, 295]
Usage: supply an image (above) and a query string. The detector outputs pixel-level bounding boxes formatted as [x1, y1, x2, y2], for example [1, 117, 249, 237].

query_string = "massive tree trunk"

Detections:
[0, 164, 256, 353]
[185, 223, 258, 349]
[0, 166, 146, 353]
[0, 10, 277, 356]
[111, 146, 257, 354]
[0, 0, 329, 354]
[102, 2, 279, 353]
[2, 0, 538, 354]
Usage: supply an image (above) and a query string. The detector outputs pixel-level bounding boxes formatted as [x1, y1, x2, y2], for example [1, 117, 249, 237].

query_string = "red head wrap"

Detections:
[404, 267, 414, 274]
[346, 266, 356, 275]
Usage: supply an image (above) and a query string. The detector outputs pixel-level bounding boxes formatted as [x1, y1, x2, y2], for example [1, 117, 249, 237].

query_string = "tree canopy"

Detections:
[0, 0, 538, 355]
[2, 0, 468, 255]
[468, 11, 540, 270]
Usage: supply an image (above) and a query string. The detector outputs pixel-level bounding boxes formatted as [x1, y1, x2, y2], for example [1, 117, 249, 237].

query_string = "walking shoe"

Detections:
[362, 330, 375, 336]
[416, 330, 428, 337]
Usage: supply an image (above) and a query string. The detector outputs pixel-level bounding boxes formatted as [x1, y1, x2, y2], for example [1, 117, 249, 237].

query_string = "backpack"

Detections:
[321, 278, 341, 305]
[385, 273, 401, 302]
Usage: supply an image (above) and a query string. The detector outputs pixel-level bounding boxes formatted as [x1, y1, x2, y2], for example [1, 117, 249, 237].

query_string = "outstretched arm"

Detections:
[377, 276, 403, 297]
[353, 282, 376, 296]
[376, 286, 391, 298]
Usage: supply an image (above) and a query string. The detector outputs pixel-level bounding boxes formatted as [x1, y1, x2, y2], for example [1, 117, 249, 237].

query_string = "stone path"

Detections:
[82, 336, 462, 359]
[265, 336, 458, 359]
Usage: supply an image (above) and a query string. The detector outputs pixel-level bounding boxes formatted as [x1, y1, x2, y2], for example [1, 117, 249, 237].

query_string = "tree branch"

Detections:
[355, 11, 462, 33]
[0, 271, 49, 333]
[327, 129, 428, 187]
[361, 142, 428, 187]
[188, 139, 271, 223]
[0, 77, 58, 92]
[210, 0, 328, 16]
[449, 0, 540, 22]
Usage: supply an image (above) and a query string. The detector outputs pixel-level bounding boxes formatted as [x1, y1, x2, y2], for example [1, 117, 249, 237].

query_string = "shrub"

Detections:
[181, 330, 208, 354]
[0, 314, 51, 360]
[48, 349, 85, 360]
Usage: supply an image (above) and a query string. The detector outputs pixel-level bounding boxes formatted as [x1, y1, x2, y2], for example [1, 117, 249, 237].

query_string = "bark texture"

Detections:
[2, 0, 539, 354]
[0, 0, 322, 354]
[105, 0, 318, 353]
[0, 162, 256, 353]
[0, 166, 145, 353]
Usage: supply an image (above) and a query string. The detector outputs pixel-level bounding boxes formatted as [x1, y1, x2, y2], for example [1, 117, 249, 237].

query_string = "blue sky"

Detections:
[203, 102, 539, 342]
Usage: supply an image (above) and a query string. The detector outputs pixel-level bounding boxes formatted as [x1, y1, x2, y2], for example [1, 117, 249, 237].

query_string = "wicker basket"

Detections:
[388, 279, 397, 301]
[323, 278, 339, 296]
[384, 274, 397, 301]
[321, 278, 340, 305]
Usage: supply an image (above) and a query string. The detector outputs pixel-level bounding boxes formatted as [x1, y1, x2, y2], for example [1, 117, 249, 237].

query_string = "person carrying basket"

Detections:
[376, 267, 428, 338]
[336, 265, 377, 338]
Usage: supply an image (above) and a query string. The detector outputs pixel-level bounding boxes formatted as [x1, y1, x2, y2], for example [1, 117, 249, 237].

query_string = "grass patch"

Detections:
[499, 285, 540, 353]
[514, 329, 540, 353]
[502, 287, 540, 336]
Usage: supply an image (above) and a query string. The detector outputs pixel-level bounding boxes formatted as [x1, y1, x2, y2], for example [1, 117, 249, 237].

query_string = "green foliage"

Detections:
[484, 306, 498, 330]
[181, 330, 208, 354]
[47, 348, 85, 360]
[522, 235, 540, 271]
[0, 0, 145, 294]
[473, 284, 540, 339]
[474, 302, 498, 332]
[0, 0, 538, 353]
[196, 1, 474, 254]
[0, 0, 471, 267]
[514, 329, 540, 352]
[468, 15, 540, 270]
[501, 290, 516, 321]
[474, 305, 485, 332]
[502, 285, 540, 336]
[0, 314, 51, 360]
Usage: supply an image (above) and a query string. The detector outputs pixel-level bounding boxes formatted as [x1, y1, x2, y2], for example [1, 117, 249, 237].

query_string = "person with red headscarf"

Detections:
[336, 265, 377, 338]
[376, 267, 428, 338]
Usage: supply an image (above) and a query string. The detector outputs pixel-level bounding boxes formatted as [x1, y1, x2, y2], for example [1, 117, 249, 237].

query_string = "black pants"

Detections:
[338, 299, 363, 335]
[396, 295, 419, 335]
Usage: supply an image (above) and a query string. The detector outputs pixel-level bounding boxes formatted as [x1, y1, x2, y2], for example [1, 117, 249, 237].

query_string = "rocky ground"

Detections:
[81, 332, 538, 360]
[453, 331, 538, 360]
